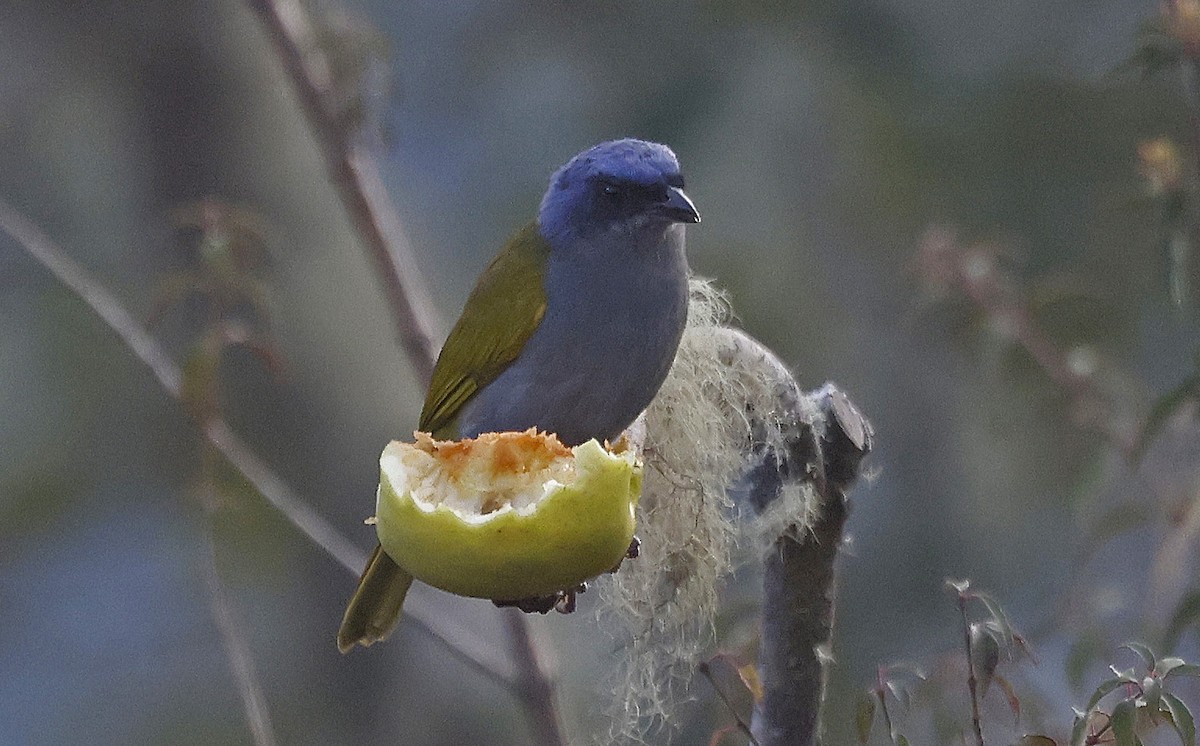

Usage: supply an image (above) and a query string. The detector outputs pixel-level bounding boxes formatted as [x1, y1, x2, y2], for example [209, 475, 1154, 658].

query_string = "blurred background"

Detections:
[4, 0, 1200, 743]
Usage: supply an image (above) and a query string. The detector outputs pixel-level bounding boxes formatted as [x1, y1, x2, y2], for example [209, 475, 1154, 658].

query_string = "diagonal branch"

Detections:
[245, 0, 440, 385]
[0, 198, 365, 571]
[0, 197, 513, 689]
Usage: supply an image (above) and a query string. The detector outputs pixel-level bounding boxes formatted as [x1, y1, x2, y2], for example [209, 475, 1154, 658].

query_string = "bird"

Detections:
[337, 138, 700, 652]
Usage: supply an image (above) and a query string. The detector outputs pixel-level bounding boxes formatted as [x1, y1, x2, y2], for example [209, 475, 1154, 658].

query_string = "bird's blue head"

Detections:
[537, 139, 700, 247]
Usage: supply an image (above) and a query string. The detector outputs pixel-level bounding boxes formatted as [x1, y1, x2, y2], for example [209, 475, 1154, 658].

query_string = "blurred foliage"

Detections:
[8, 0, 1200, 744]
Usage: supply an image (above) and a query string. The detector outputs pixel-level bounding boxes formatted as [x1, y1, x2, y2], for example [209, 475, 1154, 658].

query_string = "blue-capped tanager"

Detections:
[337, 139, 700, 652]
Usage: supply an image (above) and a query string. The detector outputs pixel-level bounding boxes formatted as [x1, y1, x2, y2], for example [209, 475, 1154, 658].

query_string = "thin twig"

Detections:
[199, 516, 279, 746]
[915, 228, 1137, 454]
[1182, 56, 1200, 187]
[1183, 57, 1200, 286]
[504, 612, 567, 746]
[244, 0, 440, 384]
[203, 419, 367, 572]
[243, 3, 566, 744]
[956, 592, 986, 746]
[0, 197, 513, 688]
[0, 198, 365, 571]
[698, 660, 761, 746]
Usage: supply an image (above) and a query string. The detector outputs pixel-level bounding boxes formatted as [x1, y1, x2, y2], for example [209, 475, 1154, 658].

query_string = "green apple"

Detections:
[375, 430, 641, 599]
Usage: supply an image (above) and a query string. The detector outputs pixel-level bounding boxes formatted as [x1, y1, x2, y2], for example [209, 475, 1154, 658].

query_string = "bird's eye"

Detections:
[601, 183, 621, 198]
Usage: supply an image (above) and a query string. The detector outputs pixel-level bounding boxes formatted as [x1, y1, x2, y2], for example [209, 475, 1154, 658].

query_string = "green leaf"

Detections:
[855, 693, 876, 744]
[1162, 691, 1196, 746]
[1166, 664, 1200, 680]
[1141, 675, 1162, 714]
[180, 331, 224, 420]
[1070, 709, 1090, 746]
[1122, 642, 1157, 672]
[974, 591, 1016, 647]
[972, 623, 1001, 697]
[1014, 737, 1057, 746]
[1087, 677, 1128, 711]
[884, 662, 928, 681]
[896, 736, 910, 746]
[1159, 657, 1189, 677]
[1111, 698, 1137, 746]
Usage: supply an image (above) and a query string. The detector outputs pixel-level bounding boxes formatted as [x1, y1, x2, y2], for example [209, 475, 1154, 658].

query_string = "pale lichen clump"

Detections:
[599, 278, 819, 743]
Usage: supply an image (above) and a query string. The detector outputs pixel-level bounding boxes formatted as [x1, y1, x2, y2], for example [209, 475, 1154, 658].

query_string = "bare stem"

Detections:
[957, 593, 986, 746]
[698, 660, 761, 746]
[0, 198, 512, 688]
[199, 514, 279, 746]
[504, 612, 566, 746]
[1182, 58, 1200, 183]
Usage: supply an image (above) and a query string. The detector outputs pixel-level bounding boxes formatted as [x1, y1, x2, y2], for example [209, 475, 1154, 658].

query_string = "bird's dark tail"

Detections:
[337, 544, 413, 653]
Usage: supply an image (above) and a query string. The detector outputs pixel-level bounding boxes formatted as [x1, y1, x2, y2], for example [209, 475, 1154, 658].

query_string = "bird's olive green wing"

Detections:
[419, 222, 550, 438]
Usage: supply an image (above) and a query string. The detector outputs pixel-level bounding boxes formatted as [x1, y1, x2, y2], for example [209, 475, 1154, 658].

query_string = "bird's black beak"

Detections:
[660, 185, 700, 224]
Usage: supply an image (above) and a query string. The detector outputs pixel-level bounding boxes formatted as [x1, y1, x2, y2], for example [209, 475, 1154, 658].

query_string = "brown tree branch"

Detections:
[245, 0, 440, 385]
[698, 327, 872, 745]
[243, 4, 566, 743]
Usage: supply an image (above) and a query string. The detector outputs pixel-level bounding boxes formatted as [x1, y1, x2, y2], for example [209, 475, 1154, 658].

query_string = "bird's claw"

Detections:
[492, 583, 588, 615]
[605, 535, 641, 575]
[491, 536, 640, 614]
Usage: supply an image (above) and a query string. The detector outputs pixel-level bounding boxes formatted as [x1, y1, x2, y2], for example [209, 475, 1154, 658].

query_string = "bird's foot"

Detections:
[491, 537, 640, 615]
[493, 583, 588, 615]
[605, 535, 641, 575]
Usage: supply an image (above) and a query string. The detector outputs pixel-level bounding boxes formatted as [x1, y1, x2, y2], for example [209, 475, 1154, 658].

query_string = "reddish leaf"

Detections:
[994, 674, 1021, 724]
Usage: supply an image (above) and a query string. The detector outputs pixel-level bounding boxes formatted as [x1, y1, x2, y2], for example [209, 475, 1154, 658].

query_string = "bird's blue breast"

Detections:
[456, 226, 689, 447]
